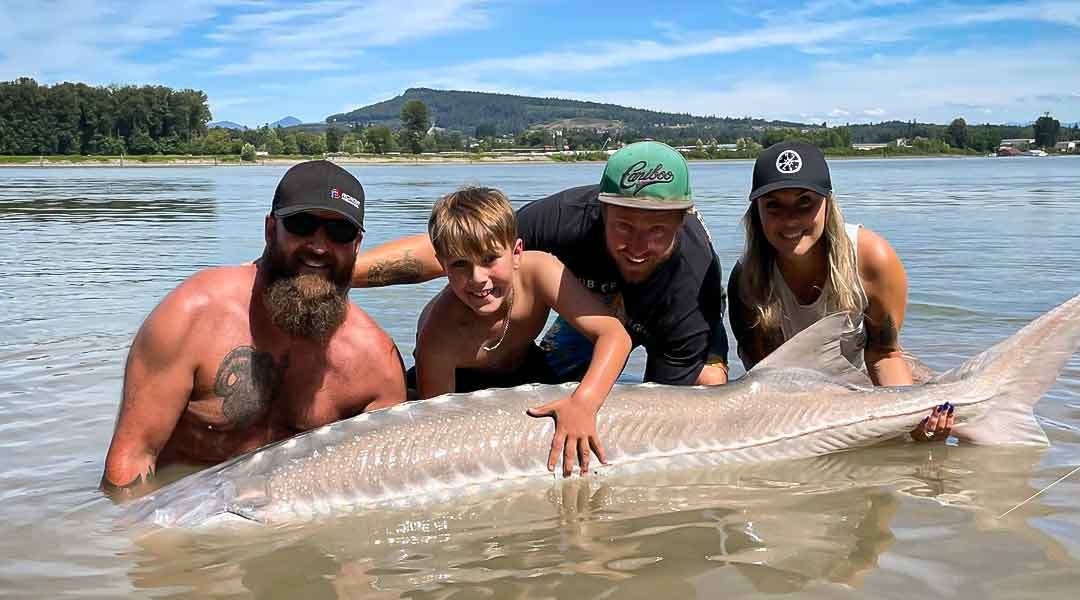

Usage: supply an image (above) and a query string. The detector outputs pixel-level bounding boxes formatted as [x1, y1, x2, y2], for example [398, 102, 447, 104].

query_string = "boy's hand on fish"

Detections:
[527, 396, 608, 477]
[910, 403, 954, 442]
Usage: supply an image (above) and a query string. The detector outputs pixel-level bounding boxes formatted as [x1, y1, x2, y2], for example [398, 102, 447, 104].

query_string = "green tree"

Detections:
[1033, 113, 1060, 148]
[325, 126, 344, 153]
[736, 137, 762, 158]
[128, 127, 158, 154]
[264, 127, 284, 154]
[202, 129, 232, 154]
[296, 132, 326, 155]
[475, 122, 496, 139]
[340, 132, 360, 154]
[268, 136, 284, 155]
[100, 136, 126, 155]
[399, 99, 429, 154]
[241, 142, 257, 162]
[363, 125, 395, 154]
[947, 117, 968, 149]
[282, 134, 300, 155]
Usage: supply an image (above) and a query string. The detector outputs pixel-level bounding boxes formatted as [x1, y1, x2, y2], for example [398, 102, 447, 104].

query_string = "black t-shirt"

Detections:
[516, 184, 728, 385]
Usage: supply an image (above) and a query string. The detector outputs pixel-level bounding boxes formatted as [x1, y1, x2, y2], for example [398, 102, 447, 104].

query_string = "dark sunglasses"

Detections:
[281, 213, 360, 244]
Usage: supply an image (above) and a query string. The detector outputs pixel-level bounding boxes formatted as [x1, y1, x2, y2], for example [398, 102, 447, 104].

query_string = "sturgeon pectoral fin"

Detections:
[751, 313, 874, 388]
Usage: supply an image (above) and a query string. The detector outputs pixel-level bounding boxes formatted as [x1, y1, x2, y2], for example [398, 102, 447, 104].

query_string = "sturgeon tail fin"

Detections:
[938, 293, 1080, 446]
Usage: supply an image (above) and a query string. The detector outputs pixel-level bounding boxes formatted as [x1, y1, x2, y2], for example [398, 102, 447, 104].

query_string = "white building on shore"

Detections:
[999, 138, 1035, 148]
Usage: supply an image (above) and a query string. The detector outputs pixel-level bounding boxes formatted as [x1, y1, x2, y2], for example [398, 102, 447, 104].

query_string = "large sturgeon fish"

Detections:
[121, 293, 1080, 528]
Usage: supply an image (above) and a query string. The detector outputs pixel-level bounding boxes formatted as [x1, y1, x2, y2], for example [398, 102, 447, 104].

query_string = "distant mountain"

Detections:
[208, 120, 247, 130]
[326, 88, 807, 136]
[271, 116, 302, 128]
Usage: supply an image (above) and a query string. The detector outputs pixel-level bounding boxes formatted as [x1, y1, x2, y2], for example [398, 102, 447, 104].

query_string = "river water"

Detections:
[1, 156, 1078, 598]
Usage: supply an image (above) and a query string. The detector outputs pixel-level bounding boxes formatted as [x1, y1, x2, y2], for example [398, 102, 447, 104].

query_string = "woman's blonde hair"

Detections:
[737, 193, 865, 338]
[429, 186, 517, 260]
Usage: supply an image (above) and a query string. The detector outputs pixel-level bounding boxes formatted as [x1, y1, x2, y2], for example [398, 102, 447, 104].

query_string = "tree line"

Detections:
[3, 78, 1076, 157]
[0, 78, 211, 155]
[848, 115, 1078, 153]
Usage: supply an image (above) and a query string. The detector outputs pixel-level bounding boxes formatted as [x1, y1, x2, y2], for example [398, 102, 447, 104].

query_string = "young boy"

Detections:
[413, 186, 632, 477]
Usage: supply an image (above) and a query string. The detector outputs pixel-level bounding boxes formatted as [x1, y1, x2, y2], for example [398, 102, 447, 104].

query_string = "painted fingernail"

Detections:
[921, 417, 928, 425]
[948, 405, 955, 414]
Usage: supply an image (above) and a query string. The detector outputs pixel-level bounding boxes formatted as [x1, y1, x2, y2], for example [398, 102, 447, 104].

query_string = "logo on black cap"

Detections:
[272, 160, 365, 231]
[776, 150, 802, 174]
[749, 141, 832, 202]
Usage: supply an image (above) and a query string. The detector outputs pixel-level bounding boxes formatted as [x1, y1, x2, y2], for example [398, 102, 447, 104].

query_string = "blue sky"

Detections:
[3, 0, 1078, 127]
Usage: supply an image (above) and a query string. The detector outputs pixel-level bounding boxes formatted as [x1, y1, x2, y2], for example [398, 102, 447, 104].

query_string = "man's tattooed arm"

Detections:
[367, 249, 425, 287]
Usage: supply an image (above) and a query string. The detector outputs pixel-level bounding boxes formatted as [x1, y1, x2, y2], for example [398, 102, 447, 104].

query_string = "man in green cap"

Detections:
[352, 140, 729, 389]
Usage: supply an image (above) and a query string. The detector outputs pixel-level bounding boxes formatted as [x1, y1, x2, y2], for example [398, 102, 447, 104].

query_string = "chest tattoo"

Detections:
[213, 346, 288, 427]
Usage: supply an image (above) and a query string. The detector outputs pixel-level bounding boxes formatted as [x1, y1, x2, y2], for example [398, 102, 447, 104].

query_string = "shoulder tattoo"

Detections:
[367, 249, 423, 286]
[866, 313, 900, 352]
[213, 346, 287, 427]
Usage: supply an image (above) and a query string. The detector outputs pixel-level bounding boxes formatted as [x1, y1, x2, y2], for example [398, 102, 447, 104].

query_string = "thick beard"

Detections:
[264, 273, 349, 341]
[262, 237, 352, 341]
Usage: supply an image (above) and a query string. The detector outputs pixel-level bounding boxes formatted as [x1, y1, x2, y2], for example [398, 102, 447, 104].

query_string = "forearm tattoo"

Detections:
[866, 313, 900, 353]
[213, 346, 287, 427]
[367, 250, 424, 286]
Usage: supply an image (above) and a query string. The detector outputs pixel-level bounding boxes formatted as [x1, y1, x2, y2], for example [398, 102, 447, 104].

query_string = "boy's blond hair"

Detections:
[429, 186, 518, 259]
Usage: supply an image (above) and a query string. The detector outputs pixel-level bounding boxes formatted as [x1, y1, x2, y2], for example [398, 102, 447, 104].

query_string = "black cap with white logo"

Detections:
[749, 141, 832, 202]
[272, 160, 365, 231]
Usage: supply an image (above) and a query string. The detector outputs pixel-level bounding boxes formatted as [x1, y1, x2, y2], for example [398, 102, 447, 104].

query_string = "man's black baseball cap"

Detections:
[272, 160, 365, 231]
[749, 141, 832, 202]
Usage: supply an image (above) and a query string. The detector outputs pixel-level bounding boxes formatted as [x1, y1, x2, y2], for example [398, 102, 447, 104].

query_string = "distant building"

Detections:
[999, 138, 1035, 148]
[1053, 140, 1078, 153]
[853, 143, 888, 151]
[895, 138, 911, 148]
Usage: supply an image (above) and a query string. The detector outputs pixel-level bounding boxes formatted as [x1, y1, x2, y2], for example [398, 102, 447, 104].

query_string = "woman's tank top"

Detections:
[772, 223, 867, 369]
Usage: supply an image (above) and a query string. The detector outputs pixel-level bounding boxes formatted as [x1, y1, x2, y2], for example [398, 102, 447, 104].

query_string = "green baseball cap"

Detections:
[598, 141, 693, 210]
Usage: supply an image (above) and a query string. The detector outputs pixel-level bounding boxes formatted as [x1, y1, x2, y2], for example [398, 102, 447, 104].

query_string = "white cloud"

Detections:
[206, 0, 492, 74]
[438, 0, 1080, 79]
[0, 0, 234, 82]
[0, 0, 494, 81]
[461, 42, 1080, 125]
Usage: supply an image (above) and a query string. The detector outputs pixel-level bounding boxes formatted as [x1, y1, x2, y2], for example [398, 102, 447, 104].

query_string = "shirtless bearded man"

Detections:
[102, 160, 406, 494]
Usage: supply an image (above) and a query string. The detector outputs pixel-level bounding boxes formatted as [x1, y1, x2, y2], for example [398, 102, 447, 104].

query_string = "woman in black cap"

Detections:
[728, 141, 949, 441]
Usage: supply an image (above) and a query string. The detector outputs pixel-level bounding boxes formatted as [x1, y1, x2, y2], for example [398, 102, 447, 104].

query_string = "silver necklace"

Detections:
[481, 289, 514, 352]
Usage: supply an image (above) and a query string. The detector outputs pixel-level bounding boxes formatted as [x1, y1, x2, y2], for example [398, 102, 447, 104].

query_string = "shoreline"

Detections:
[1, 152, 1071, 168]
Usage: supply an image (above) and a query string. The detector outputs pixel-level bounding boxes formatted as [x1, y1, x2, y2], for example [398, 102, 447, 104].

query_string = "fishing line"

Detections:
[997, 464, 1080, 519]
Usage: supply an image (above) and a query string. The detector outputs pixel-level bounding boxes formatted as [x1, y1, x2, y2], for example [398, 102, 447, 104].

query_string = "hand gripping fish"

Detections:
[120, 293, 1080, 528]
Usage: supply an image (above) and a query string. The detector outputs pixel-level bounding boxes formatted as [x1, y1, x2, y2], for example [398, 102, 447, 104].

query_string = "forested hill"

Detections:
[326, 88, 806, 135]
